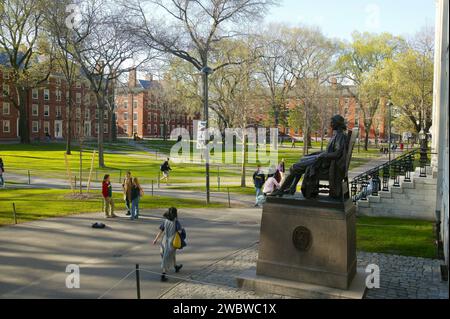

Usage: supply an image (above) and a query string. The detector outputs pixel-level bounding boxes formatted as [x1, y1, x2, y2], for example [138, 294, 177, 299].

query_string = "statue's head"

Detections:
[331, 115, 347, 131]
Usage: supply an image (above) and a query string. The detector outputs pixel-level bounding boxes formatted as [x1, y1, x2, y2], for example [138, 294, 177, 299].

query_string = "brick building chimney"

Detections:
[128, 68, 137, 88]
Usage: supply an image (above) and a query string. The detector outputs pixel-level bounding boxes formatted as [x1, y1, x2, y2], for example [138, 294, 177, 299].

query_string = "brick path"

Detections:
[160, 245, 448, 299]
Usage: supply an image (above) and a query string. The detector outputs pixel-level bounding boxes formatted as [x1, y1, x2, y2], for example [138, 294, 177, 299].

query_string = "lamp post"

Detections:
[201, 66, 213, 204]
[388, 101, 393, 162]
[419, 128, 428, 177]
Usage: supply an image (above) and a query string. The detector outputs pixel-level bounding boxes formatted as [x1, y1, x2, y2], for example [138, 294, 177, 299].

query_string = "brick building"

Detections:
[115, 70, 195, 138]
[282, 80, 387, 141]
[0, 57, 110, 142]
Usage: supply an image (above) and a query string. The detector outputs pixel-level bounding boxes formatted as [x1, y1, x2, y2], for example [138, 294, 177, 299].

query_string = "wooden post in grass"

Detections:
[12, 203, 17, 224]
[158, 171, 160, 188]
[227, 187, 231, 208]
[217, 166, 220, 191]
[27, 170, 31, 185]
[151, 180, 154, 196]
[64, 153, 75, 193]
[86, 150, 96, 193]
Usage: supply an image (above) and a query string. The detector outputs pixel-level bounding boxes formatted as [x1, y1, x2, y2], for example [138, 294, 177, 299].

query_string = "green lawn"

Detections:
[0, 188, 225, 226]
[0, 139, 381, 190]
[356, 216, 435, 258]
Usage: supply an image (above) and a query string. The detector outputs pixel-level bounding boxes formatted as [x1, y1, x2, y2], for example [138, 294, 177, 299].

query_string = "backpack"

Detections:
[92, 222, 106, 229]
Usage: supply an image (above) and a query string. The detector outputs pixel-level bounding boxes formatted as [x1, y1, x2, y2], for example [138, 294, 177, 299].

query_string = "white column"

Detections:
[431, 0, 443, 171]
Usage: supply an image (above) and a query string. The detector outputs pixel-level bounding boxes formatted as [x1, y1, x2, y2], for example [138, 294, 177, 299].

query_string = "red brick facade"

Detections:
[114, 71, 195, 138]
[0, 66, 110, 142]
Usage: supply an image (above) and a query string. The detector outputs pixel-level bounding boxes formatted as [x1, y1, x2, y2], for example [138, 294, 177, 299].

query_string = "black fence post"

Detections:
[135, 264, 141, 299]
[28, 170, 31, 185]
[227, 187, 231, 208]
[152, 180, 154, 196]
[12, 203, 17, 224]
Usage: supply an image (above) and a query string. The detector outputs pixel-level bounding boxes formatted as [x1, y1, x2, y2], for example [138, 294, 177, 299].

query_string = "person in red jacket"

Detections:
[102, 174, 116, 218]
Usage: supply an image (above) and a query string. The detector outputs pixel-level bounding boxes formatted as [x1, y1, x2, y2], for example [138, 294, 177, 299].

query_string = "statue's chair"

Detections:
[301, 129, 358, 201]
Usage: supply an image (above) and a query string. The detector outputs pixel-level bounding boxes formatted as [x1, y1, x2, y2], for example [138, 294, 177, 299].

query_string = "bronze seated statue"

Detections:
[269, 115, 350, 200]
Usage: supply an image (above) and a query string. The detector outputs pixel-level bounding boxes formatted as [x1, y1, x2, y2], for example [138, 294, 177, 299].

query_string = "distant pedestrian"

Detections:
[153, 207, 185, 282]
[0, 158, 4, 187]
[122, 171, 132, 216]
[130, 177, 144, 220]
[102, 174, 116, 218]
[291, 138, 296, 149]
[253, 164, 266, 208]
[160, 158, 172, 185]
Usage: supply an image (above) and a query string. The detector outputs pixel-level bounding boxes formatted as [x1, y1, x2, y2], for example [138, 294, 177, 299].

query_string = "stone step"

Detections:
[369, 202, 433, 213]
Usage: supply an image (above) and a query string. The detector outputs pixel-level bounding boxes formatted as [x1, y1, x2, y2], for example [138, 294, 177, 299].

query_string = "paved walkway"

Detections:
[0, 208, 261, 299]
[161, 245, 449, 299]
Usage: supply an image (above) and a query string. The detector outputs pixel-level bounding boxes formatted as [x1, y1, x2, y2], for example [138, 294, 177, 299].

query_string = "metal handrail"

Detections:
[351, 148, 431, 202]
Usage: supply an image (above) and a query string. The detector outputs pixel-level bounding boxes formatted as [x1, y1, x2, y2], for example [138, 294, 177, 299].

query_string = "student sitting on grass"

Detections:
[153, 207, 184, 282]
[102, 174, 117, 218]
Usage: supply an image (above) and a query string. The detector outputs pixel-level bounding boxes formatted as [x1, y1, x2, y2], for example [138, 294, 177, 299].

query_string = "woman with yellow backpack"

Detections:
[153, 207, 186, 282]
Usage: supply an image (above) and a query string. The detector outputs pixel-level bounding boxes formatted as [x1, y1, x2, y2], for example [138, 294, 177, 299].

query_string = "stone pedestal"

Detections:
[238, 195, 365, 298]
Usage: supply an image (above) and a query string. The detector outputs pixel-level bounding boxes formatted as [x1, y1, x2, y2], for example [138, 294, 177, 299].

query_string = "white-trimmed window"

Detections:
[123, 101, 128, 109]
[2, 102, 10, 115]
[44, 89, 50, 101]
[133, 125, 138, 134]
[104, 124, 108, 134]
[56, 78, 61, 86]
[95, 110, 99, 119]
[133, 100, 138, 109]
[55, 105, 62, 117]
[56, 90, 62, 102]
[44, 121, 50, 134]
[123, 112, 128, 120]
[2, 120, 10, 133]
[44, 105, 50, 117]
[32, 88, 39, 99]
[32, 104, 39, 116]
[76, 107, 81, 119]
[123, 124, 128, 134]
[104, 111, 108, 120]
[85, 109, 90, 120]
[76, 93, 81, 104]
[3, 84, 9, 97]
[133, 113, 138, 121]
[32, 121, 39, 133]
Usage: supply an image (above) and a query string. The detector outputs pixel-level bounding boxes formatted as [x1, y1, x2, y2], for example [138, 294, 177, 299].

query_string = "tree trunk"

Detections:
[17, 87, 30, 144]
[364, 129, 370, 151]
[66, 93, 73, 155]
[97, 96, 105, 168]
[241, 132, 247, 187]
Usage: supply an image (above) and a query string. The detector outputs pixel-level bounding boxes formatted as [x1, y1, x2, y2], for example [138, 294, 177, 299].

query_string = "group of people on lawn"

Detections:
[101, 158, 180, 282]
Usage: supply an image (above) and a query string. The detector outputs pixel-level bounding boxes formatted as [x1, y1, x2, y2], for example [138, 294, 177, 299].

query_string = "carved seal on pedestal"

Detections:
[292, 226, 312, 251]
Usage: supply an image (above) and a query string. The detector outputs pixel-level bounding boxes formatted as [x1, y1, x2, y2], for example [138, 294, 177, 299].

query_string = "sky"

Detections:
[265, 0, 436, 40]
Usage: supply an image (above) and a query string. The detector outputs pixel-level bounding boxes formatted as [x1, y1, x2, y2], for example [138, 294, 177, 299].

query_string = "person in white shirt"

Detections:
[263, 173, 281, 195]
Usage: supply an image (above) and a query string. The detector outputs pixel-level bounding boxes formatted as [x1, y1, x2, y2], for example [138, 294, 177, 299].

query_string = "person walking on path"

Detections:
[122, 171, 132, 216]
[0, 158, 4, 187]
[160, 158, 172, 185]
[102, 174, 116, 218]
[153, 207, 184, 282]
[130, 177, 144, 220]
[253, 164, 266, 207]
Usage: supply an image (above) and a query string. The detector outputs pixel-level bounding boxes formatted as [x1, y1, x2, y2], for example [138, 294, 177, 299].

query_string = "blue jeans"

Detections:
[131, 196, 140, 219]
[255, 187, 263, 205]
[0, 175, 4, 186]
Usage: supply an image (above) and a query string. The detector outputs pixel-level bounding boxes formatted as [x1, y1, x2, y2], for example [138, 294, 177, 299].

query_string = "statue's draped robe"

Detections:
[301, 130, 348, 199]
